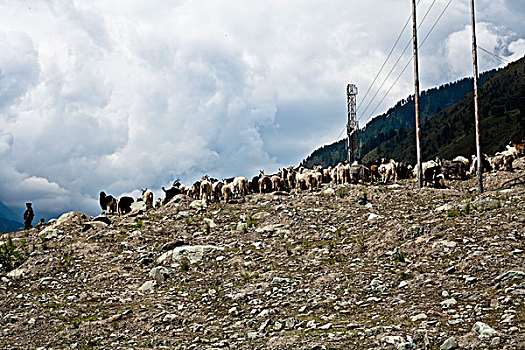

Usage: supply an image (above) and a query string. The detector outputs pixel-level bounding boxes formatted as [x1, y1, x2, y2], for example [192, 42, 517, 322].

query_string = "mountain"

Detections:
[0, 217, 24, 233]
[0, 200, 24, 233]
[372, 56, 524, 162]
[301, 57, 521, 167]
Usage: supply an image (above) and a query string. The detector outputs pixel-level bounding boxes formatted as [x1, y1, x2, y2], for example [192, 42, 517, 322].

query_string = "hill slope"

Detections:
[302, 57, 521, 167]
[374, 56, 524, 162]
[1, 162, 524, 349]
[0, 200, 23, 233]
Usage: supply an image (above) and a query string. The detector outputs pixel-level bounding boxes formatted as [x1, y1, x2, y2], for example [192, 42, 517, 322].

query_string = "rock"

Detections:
[253, 211, 271, 219]
[436, 204, 453, 212]
[496, 270, 525, 281]
[431, 223, 445, 235]
[441, 298, 457, 308]
[473, 199, 500, 210]
[410, 313, 427, 322]
[272, 277, 289, 284]
[82, 221, 109, 231]
[56, 211, 89, 226]
[93, 215, 112, 225]
[433, 240, 457, 249]
[130, 201, 146, 212]
[7, 267, 27, 279]
[156, 245, 224, 265]
[41, 228, 62, 240]
[203, 218, 216, 228]
[148, 266, 175, 284]
[306, 320, 316, 329]
[472, 322, 498, 339]
[440, 337, 458, 350]
[236, 222, 248, 231]
[367, 213, 381, 220]
[161, 241, 186, 251]
[255, 224, 285, 234]
[323, 188, 335, 196]
[189, 200, 206, 210]
[162, 314, 178, 323]
[319, 323, 332, 330]
[176, 211, 191, 218]
[490, 337, 500, 346]
[138, 280, 156, 292]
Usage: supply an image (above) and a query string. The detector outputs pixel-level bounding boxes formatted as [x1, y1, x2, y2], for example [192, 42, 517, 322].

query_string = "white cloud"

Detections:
[0, 0, 523, 217]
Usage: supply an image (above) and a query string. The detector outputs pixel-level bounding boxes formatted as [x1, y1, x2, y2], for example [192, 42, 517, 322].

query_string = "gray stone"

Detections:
[253, 211, 271, 219]
[156, 245, 224, 265]
[236, 222, 248, 231]
[189, 200, 206, 210]
[472, 322, 498, 339]
[138, 280, 156, 292]
[319, 322, 332, 330]
[7, 267, 27, 279]
[410, 313, 427, 322]
[440, 337, 458, 350]
[148, 266, 175, 284]
[496, 270, 525, 281]
[255, 224, 286, 234]
[323, 188, 335, 196]
[130, 201, 146, 211]
[306, 320, 316, 329]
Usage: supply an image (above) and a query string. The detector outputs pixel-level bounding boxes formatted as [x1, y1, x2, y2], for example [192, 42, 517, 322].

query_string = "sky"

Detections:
[0, 0, 524, 219]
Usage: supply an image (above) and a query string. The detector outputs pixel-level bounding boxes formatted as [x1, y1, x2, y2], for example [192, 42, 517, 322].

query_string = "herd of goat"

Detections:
[99, 140, 524, 216]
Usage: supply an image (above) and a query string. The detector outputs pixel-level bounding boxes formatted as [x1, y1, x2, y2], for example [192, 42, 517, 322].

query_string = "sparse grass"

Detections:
[394, 250, 406, 264]
[135, 218, 145, 229]
[180, 259, 190, 272]
[246, 215, 257, 228]
[358, 235, 366, 252]
[400, 271, 414, 280]
[0, 235, 27, 274]
[338, 188, 347, 198]
[205, 222, 211, 234]
[62, 251, 73, 266]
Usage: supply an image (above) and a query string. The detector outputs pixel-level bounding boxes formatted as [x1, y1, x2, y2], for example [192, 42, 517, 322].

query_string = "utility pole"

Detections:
[471, 0, 483, 193]
[346, 84, 358, 163]
[412, 0, 423, 188]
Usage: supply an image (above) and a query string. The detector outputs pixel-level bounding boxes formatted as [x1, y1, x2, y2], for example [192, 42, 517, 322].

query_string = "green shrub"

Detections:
[0, 235, 27, 274]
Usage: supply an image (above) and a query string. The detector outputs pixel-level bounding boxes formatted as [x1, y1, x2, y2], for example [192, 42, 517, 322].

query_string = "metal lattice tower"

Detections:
[346, 84, 358, 163]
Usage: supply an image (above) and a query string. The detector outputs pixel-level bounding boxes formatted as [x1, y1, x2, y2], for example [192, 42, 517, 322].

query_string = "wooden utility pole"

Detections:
[471, 0, 483, 193]
[412, 0, 423, 188]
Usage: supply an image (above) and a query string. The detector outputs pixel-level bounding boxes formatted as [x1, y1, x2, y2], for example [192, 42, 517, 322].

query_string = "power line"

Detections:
[363, 0, 454, 124]
[357, 7, 414, 113]
[479, 46, 509, 63]
[358, 0, 437, 123]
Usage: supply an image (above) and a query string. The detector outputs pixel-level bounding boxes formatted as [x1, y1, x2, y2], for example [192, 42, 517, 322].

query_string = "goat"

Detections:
[200, 176, 212, 202]
[259, 171, 272, 193]
[233, 176, 249, 196]
[99, 191, 118, 215]
[141, 189, 154, 209]
[162, 185, 182, 205]
[221, 183, 234, 203]
[118, 196, 134, 215]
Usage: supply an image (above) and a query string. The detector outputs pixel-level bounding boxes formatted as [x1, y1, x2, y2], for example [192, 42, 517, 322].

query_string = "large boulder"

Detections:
[156, 245, 224, 265]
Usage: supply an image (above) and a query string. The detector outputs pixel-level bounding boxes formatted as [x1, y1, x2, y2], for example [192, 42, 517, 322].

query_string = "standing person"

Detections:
[24, 203, 34, 229]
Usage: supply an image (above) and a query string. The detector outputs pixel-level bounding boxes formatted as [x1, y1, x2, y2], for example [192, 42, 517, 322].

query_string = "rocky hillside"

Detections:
[1, 162, 524, 349]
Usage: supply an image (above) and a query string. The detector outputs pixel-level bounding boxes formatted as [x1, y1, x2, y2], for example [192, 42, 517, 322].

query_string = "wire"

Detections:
[357, 8, 414, 113]
[335, 126, 346, 141]
[479, 46, 509, 63]
[358, 0, 437, 123]
[363, 0, 454, 124]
